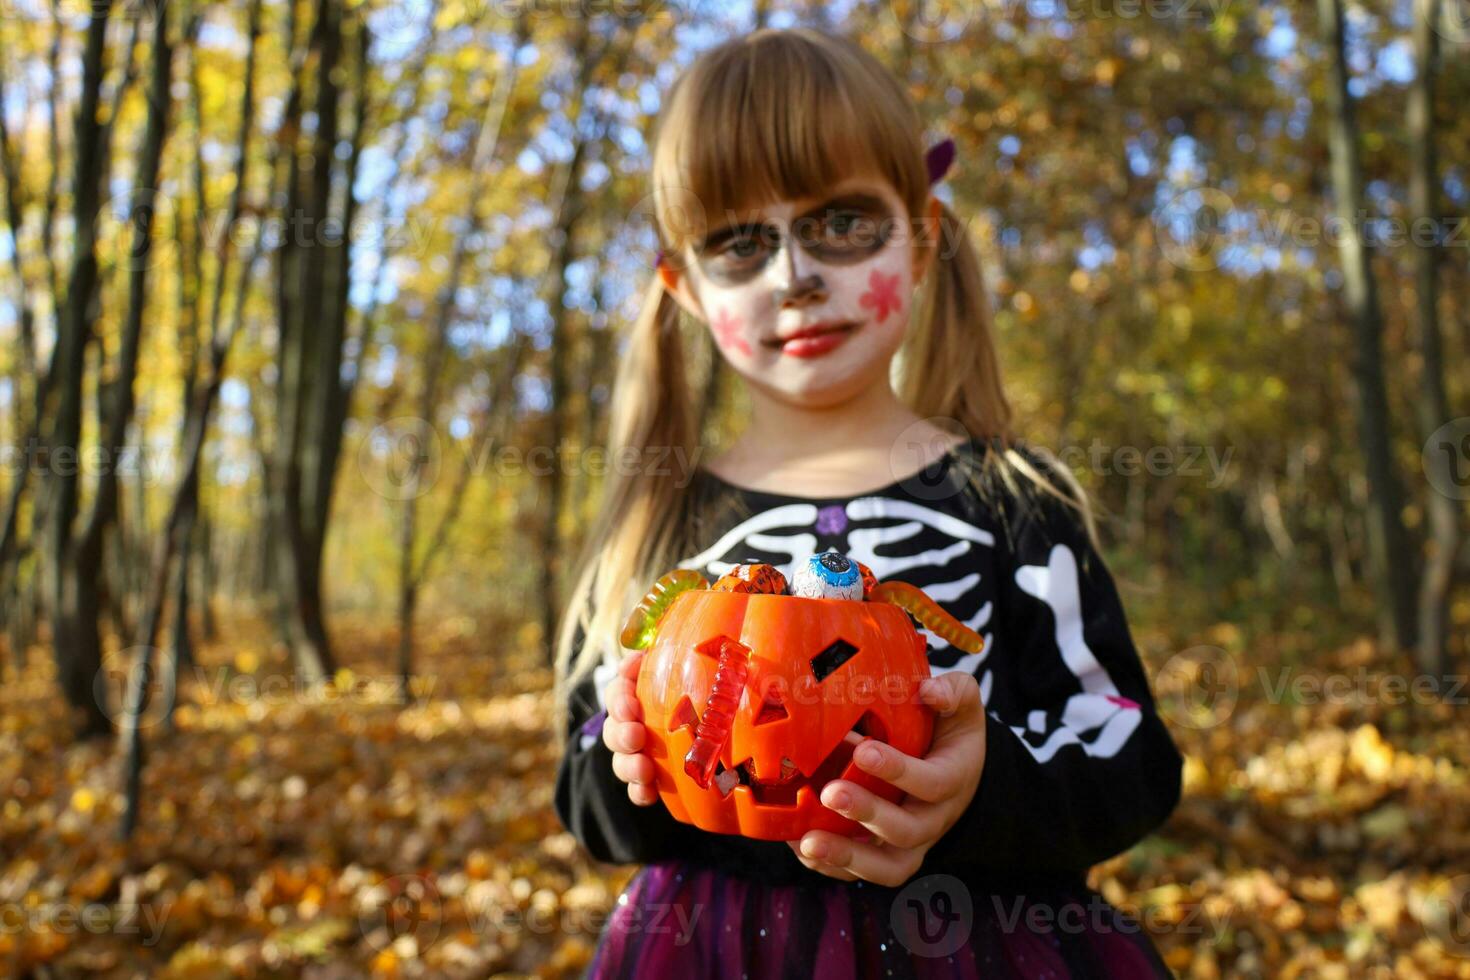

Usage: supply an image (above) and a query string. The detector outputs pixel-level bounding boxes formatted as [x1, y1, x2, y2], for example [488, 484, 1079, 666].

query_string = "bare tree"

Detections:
[1316, 0, 1417, 652]
[1408, 0, 1460, 677]
[267, 0, 370, 683]
[394, 20, 527, 692]
[42, 0, 118, 738]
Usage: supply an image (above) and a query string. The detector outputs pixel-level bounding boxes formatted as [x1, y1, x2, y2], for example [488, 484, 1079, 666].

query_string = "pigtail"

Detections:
[553, 277, 701, 733]
[900, 199, 1100, 548]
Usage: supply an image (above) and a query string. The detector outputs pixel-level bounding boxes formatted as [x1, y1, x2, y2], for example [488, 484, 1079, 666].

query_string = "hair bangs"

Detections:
[652, 29, 927, 255]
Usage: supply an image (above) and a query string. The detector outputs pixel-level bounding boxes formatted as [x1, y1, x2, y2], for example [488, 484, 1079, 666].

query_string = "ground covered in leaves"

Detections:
[2, 608, 1468, 978]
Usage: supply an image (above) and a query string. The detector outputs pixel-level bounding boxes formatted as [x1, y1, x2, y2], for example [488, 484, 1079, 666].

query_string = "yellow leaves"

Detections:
[69, 787, 98, 814]
[1356, 875, 1410, 933]
[1182, 753, 1211, 793]
[1349, 724, 1396, 783]
[6, 607, 1465, 977]
[370, 946, 403, 977]
[71, 862, 117, 902]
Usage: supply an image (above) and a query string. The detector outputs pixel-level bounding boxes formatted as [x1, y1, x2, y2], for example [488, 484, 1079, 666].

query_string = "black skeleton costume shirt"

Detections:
[554, 439, 1183, 891]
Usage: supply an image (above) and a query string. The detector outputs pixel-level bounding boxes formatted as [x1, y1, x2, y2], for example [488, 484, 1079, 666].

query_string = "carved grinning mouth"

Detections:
[708, 711, 888, 806]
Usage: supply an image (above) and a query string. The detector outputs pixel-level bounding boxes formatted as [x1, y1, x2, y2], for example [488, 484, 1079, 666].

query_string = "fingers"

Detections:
[612, 749, 655, 786]
[606, 723, 658, 807]
[849, 737, 954, 804]
[618, 649, 646, 682]
[601, 716, 645, 755]
[627, 780, 660, 807]
[605, 676, 643, 723]
[786, 839, 858, 881]
[603, 655, 658, 807]
[847, 673, 984, 803]
[919, 671, 982, 721]
[819, 779, 937, 850]
[794, 831, 921, 888]
[852, 731, 986, 805]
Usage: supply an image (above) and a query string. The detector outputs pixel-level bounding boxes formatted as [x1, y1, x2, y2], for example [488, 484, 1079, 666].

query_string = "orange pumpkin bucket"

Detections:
[633, 587, 936, 841]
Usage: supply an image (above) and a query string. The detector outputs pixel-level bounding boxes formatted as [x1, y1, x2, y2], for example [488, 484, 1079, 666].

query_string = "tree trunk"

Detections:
[540, 22, 600, 665]
[43, 1, 115, 739]
[1317, 0, 1417, 651]
[268, 0, 365, 684]
[1408, 0, 1460, 678]
[396, 22, 524, 692]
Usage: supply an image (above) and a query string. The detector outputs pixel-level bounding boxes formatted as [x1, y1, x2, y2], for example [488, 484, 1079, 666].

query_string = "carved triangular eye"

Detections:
[754, 688, 788, 725]
[671, 695, 699, 732]
[810, 637, 859, 682]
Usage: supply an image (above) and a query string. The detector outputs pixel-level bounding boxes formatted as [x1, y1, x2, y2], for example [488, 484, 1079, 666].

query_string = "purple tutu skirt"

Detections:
[585, 860, 1172, 979]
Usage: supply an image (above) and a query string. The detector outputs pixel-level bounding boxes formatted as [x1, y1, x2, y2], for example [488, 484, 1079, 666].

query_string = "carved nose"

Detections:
[754, 685, 788, 725]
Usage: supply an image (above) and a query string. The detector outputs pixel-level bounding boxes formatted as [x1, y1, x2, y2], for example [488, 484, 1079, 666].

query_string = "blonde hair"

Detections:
[552, 28, 1094, 728]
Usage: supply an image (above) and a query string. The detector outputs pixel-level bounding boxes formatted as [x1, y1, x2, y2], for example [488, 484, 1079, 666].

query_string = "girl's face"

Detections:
[662, 176, 935, 407]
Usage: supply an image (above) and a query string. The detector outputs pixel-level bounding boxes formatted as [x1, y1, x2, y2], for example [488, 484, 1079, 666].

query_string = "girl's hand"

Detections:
[786, 672, 986, 887]
[601, 650, 660, 807]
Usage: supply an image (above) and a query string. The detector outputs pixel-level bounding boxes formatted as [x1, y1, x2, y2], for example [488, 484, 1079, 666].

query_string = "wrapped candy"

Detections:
[789, 551, 864, 600]
[712, 563, 788, 595]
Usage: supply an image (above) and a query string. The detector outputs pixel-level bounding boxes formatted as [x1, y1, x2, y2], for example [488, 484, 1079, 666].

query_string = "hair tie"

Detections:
[925, 137, 956, 186]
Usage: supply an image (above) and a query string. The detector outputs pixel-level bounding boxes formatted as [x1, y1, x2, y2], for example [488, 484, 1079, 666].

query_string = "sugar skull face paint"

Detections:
[667, 177, 931, 405]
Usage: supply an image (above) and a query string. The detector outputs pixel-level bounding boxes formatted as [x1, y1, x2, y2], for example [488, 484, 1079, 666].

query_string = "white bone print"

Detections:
[676, 494, 997, 675]
[1005, 543, 1141, 762]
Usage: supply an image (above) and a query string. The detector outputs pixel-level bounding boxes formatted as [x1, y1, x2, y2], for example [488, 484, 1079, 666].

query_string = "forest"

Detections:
[0, 0, 1468, 976]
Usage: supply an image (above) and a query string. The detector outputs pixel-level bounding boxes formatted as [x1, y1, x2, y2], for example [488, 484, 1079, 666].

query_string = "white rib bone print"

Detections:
[668, 494, 1142, 764]
[679, 503, 820, 580]
[678, 495, 996, 673]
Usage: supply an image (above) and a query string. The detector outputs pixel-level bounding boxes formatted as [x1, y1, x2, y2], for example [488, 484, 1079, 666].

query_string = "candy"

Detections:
[712, 563, 788, 595]
[856, 560, 877, 599]
[683, 636, 751, 789]
[869, 580, 985, 654]
[789, 551, 864, 600]
[619, 568, 709, 649]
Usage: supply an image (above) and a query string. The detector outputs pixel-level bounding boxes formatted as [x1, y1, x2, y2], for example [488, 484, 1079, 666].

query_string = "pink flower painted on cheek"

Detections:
[859, 268, 904, 325]
[710, 307, 752, 356]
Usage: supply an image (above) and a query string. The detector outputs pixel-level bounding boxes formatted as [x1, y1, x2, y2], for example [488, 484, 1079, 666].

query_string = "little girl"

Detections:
[553, 28, 1183, 979]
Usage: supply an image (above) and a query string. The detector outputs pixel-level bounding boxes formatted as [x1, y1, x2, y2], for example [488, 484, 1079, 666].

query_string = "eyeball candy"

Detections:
[789, 550, 864, 600]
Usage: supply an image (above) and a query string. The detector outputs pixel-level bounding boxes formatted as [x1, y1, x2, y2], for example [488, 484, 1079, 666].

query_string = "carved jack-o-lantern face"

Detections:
[635, 589, 934, 841]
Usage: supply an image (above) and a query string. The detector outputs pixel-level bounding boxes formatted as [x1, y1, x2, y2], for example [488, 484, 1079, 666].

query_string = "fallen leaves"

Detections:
[2, 609, 1468, 977]
[1094, 621, 1470, 978]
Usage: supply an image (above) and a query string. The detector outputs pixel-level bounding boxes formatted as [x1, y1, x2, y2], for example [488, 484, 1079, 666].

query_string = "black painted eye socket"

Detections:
[810, 637, 859, 682]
